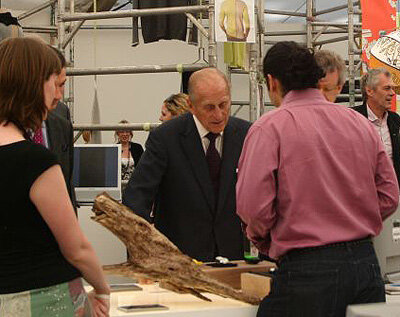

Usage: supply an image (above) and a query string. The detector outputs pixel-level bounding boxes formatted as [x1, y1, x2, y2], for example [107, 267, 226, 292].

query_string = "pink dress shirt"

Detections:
[236, 89, 399, 260]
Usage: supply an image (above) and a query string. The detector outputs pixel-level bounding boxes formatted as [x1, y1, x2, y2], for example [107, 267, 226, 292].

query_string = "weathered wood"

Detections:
[92, 193, 261, 305]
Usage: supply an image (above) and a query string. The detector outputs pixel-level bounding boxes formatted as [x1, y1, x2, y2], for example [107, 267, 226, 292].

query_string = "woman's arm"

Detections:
[29, 165, 110, 296]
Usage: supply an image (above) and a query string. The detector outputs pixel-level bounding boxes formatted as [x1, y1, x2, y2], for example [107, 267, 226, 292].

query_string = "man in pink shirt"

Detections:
[236, 41, 399, 317]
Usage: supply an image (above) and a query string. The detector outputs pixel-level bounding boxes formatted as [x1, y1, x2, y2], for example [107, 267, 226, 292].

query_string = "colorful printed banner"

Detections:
[361, 0, 396, 68]
[361, 0, 397, 110]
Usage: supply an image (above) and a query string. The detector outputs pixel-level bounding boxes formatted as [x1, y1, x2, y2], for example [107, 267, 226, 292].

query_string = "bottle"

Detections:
[244, 237, 260, 264]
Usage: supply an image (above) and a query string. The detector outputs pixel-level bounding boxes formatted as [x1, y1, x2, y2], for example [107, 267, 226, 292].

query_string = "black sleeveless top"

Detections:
[0, 140, 80, 294]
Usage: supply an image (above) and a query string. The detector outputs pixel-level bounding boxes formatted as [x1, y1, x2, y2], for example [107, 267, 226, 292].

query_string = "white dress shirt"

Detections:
[367, 104, 392, 160]
[193, 115, 223, 156]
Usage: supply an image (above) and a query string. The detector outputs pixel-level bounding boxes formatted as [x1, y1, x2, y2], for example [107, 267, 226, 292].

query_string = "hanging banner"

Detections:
[361, 0, 397, 110]
[361, 0, 396, 69]
[215, 0, 256, 43]
[370, 31, 400, 92]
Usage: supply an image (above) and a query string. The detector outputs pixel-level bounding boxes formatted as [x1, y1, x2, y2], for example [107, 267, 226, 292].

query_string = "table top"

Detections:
[87, 283, 258, 317]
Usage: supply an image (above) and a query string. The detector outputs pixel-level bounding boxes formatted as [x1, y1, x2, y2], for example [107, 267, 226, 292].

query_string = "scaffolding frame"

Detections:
[268, 0, 361, 103]
[15, 0, 361, 128]
[228, 0, 362, 122]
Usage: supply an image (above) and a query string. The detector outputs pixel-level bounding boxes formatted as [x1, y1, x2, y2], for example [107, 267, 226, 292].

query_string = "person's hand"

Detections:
[88, 291, 110, 317]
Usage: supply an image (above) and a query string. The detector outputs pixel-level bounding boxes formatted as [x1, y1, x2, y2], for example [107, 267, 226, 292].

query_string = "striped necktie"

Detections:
[206, 132, 221, 207]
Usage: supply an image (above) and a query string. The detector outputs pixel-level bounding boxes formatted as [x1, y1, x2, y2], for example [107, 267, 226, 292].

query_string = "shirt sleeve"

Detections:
[236, 124, 279, 255]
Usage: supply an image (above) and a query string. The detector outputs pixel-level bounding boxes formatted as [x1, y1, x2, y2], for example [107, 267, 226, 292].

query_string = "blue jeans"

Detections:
[257, 239, 385, 317]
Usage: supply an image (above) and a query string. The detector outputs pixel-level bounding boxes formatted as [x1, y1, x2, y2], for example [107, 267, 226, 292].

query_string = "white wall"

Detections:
[73, 20, 201, 146]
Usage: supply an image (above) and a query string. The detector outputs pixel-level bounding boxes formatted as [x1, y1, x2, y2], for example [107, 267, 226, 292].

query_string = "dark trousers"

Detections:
[257, 239, 385, 317]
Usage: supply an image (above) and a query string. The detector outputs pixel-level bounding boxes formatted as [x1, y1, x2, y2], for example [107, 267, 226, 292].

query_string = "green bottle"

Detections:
[244, 237, 260, 264]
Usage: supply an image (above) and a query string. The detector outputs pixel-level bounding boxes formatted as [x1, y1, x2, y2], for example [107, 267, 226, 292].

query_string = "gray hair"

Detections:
[361, 68, 391, 101]
[314, 49, 346, 86]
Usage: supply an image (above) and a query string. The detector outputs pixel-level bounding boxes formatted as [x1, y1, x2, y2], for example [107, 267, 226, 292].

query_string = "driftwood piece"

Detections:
[92, 192, 261, 305]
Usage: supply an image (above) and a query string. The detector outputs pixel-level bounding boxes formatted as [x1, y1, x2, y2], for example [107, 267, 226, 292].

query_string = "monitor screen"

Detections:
[73, 144, 121, 203]
[373, 200, 400, 282]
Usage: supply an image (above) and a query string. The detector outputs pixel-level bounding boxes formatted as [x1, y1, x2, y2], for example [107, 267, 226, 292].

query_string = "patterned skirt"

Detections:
[0, 278, 92, 317]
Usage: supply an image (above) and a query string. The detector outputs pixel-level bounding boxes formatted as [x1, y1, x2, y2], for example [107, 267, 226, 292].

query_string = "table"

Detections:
[87, 284, 258, 317]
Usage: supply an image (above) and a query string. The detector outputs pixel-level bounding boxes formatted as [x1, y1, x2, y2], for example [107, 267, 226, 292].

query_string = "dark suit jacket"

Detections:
[127, 141, 144, 167]
[123, 113, 251, 261]
[352, 103, 400, 186]
[131, 0, 198, 46]
[53, 101, 71, 122]
[46, 111, 76, 209]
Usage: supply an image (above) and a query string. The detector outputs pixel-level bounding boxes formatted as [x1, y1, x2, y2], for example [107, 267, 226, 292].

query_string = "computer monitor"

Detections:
[346, 303, 400, 317]
[373, 200, 400, 282]
[73, 144, 121, 203]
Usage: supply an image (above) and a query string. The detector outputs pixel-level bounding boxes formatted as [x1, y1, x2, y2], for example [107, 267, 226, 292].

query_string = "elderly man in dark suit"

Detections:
[352, 68, 400, 185]
[123, 68, 250, 261]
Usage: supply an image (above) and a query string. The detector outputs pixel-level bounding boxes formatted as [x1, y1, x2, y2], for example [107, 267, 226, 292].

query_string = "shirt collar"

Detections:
[28, 121, 46, 137]
[192, 114, 223, 138]
[366, 103, 387, 123]
[281, 88, 330, 108]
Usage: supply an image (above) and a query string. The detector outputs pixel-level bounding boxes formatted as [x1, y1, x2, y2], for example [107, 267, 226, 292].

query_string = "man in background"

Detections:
[352, 68, 400, 185]
[49, 46, 72, 122]
[123, 68, 250, 262]
[33, 47, 76, 209]
[237, 41, 398, 316]
[315, 49, 346, 102]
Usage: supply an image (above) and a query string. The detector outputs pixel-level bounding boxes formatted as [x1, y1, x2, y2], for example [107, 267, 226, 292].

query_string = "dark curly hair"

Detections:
[263, 41, 324, 95]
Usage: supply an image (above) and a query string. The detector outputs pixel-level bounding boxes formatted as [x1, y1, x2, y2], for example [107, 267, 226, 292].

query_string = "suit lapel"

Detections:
[360, 103, 368, 117]
[217, 120, 240, 211]
[45, 113, 60, 154]
[45, 116, 55, 151]
[388, 112, 400, 156]
[180, 115, 215, 211]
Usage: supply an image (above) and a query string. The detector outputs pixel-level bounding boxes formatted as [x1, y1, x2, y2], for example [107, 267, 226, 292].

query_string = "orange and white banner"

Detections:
[361, 0, 396, 68]
[361, 0, 397, 110]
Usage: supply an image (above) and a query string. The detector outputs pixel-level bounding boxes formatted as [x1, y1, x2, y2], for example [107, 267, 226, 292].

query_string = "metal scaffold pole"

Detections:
[208, 0, 217, 67]
[306, 0, 315, 49]
[18, 0, 57, 21]
[68, 0, 75, 122]
[57, 0, 65, 51]
[61, 5, 209, 22]
[249, 43, 258, 122]
[67, 63, 208, 76]
[257, 0, 265, 117]
[249, 0, 265, 121]
[73, 123, 161, 131]
[348, 0, 355, 107]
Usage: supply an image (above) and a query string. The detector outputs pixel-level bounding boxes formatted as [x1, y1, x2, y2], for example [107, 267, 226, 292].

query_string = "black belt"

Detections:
[281, 236, 372, 261]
